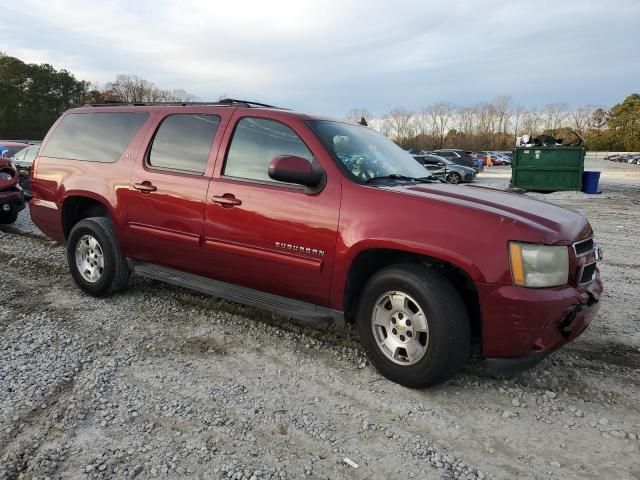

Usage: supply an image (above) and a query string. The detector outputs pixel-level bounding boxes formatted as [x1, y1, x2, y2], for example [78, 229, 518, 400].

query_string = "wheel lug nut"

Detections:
[407, 331, 413, 338]
[391, 318, 396, 324]
[392, 328, 397, 335]
[406, 320, 412, 327]
[399, 335, 405, 341]
[398, 313, 403, 319]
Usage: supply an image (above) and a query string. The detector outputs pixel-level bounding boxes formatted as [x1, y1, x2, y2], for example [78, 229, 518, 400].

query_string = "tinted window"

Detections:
[224, 118, 314, 182]
[148, 114, 220, 174]
[24, 146, 39, 163]
[41, 112, 149, 162]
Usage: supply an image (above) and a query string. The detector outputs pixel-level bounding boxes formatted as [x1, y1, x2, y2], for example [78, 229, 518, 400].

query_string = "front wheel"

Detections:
[0, 211, 18, 224]
[445, 172, 461, 184]
[67, 217, 132, 297]
[356, 264, 470, 388]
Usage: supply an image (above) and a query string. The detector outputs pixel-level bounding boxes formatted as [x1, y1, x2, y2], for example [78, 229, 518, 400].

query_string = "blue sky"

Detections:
[1, 0, 639, 115]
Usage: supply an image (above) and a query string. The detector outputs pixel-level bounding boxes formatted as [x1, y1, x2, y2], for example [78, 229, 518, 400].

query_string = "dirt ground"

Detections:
[1, 158, 639, 480]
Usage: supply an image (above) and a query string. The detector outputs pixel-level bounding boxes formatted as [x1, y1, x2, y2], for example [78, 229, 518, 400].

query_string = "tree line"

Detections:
[348, 94, 640, 152]
[1, 52, 638, 150]
[0, 52, 197, 139]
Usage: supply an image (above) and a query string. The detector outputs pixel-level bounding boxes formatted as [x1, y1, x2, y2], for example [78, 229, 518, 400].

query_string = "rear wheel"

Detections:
[356, 264, 470, 388]
[67, 217, 131, 297]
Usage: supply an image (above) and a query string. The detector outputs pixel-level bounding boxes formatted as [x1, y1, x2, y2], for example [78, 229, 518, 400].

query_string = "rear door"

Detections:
[202, 111, 341, 306]
[126, 110, 228, 274]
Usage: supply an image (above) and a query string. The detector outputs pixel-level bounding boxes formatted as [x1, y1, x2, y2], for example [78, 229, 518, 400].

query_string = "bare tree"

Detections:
[106, 74, 197, 103]
[475, 102, 497, 135]
[570, 105, 595, 136]
[512, 104, 526, 141]
[425, 102, 454, 148]
[492, 96, 513, 134]
[521, 108, 543, 135]
[414, 108, 431, 136]
[456, 106, 476, 135]
[382, 108, 415, 145]
[543, 103, 569, 132]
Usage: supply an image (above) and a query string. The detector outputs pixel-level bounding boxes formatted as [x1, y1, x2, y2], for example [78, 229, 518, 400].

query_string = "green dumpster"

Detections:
[510, 147, 585, 191]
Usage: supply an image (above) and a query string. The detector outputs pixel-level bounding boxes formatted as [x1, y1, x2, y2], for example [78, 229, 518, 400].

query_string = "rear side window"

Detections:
[224, 117, 314, 182]
[41, 112, 149, 162]
[148, 114, 220, 174]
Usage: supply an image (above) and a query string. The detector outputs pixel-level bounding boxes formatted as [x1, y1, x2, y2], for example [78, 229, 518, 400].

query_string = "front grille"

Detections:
[573, 238, 594, 256]
[578, 263, 597, 284]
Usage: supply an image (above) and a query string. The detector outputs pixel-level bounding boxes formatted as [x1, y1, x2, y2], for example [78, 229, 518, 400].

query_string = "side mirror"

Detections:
[268, 155, 324, 189]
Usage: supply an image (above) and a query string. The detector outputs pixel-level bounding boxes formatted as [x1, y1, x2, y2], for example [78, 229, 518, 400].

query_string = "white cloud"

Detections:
[2, 0, 639, 114]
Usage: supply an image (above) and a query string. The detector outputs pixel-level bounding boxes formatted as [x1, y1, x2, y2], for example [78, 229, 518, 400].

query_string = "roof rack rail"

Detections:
[85, 98, 283, 109]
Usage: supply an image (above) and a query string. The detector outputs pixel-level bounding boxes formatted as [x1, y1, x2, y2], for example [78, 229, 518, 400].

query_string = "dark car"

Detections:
[11, 144, 40, 198]
[416, 154, 476, 184]
[432, 149, 477, 170]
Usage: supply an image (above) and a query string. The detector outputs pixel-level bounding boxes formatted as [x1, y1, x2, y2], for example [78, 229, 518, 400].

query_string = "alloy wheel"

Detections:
[371, 291, 430, 365]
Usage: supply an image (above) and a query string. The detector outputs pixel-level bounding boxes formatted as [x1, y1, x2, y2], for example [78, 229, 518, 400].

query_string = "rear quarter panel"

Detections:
[30, 109, 155, 244]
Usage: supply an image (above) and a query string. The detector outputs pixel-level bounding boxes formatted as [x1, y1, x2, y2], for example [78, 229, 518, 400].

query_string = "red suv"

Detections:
[30, 100, 603, 387]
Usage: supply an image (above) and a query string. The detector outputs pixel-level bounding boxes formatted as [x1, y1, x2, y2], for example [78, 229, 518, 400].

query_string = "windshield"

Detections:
[308, 121, 429, 182]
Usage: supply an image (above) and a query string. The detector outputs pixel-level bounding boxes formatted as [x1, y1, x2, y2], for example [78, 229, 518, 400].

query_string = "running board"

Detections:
[132, 261, 344, 326]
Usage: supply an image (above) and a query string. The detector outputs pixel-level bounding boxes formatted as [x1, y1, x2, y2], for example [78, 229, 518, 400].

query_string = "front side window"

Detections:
[41, 112, 149, 162]
[309, 120, 429, 182]
[148, 114, 220, 174]
[224, 117, 314, 183]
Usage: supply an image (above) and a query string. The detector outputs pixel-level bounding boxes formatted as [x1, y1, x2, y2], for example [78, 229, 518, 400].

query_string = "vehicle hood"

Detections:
[382, 183, 591, 243]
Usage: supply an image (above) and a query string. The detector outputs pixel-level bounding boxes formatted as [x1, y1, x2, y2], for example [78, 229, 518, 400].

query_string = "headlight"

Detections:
[509, 242, 569, 288]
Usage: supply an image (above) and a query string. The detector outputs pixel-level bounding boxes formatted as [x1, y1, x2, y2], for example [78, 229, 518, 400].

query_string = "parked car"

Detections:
[431, 149, 477, 170]
[416, 154, 476, 184]
[0, 157, 26, 224]
[480, 151, 510, 166]
[30, 100, 602, 388]
[10, 144, 40, 197]
[0, 141, 29, 158]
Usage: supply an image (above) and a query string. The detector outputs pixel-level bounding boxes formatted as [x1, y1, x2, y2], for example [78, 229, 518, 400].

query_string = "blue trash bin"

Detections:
[582, 171, 601, 194]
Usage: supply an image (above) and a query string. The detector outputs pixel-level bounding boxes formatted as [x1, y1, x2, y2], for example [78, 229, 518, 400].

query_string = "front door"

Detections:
[203, 113, 341, 306]
[126, 111, 225, 274]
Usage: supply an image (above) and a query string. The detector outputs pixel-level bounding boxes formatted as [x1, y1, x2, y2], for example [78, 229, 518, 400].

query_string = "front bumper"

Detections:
[478, 270, 602, 365]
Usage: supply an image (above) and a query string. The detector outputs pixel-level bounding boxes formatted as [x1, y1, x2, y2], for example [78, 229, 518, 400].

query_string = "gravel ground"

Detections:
[1, 158, 639, 480]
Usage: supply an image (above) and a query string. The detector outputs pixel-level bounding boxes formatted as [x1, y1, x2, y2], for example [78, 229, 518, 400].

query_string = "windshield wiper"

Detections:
[365, 174, 438, 184]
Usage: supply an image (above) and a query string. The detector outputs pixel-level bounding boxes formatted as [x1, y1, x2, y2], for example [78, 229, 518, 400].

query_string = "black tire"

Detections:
[356, 264, 470, 388]
[0, 211, 18, 224]
[67, 217, 132, 297]
[445, 172, 461, 184]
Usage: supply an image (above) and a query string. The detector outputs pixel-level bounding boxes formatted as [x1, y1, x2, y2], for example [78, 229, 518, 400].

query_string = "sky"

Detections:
[1, 0, 639, 116]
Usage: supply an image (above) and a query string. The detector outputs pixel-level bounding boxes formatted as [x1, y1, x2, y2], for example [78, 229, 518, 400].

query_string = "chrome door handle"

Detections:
[133, 182, 157, 193]
[212, 194, 241, 207]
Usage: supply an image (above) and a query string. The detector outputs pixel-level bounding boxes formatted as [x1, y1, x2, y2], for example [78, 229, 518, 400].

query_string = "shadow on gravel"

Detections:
[567, 341, 640, 370]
